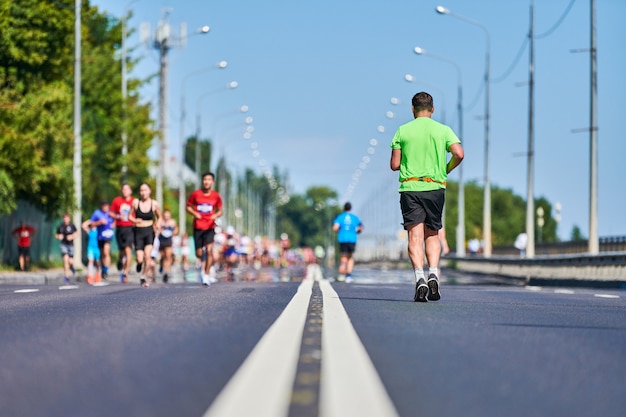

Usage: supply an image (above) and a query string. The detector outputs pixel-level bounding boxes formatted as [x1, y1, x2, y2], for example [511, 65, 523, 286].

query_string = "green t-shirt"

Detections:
[390, 117, 460, 192]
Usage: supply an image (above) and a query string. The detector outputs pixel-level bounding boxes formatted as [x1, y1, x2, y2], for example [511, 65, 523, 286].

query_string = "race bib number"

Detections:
[102, 229, 114, 239]
[120, 205, 131, 221]
[197, 203, 213, 214]
[161, 229, 173, 238]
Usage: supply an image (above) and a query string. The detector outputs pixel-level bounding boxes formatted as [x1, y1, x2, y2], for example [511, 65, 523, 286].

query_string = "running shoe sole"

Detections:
[427, 276, 441, 301]
[414, 279, 428, 302]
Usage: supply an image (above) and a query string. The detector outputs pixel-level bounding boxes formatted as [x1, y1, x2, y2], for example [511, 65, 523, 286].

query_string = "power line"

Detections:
[491, 0, 578, 84]
[535, 0, 578, 39]
[492, 37, 529, 83]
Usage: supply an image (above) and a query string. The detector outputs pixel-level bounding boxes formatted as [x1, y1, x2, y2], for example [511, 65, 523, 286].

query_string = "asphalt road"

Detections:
[1, 266, 624, 417]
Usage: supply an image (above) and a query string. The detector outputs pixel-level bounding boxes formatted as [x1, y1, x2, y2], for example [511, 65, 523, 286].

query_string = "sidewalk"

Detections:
[0, 264, 307, 286]
[0, 268, 67, 285]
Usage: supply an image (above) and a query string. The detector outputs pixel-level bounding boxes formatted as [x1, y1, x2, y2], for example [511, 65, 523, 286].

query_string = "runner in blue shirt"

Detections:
[332, 202, 364, 283]
[90, 201, 115, 280]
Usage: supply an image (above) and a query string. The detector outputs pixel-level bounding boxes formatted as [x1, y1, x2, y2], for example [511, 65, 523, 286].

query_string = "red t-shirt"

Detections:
[187, 189, 222, 230]
[110, 195, 134, 227]
[13, 226, 35, 247]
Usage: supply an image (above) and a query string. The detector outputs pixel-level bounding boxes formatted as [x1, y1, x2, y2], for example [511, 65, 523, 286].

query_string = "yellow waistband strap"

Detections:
[401, 177, 446, 187]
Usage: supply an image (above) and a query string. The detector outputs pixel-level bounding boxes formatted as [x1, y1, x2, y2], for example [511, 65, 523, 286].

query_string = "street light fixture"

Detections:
[412, 47, 464, 256]
[436, 5, 492, 257]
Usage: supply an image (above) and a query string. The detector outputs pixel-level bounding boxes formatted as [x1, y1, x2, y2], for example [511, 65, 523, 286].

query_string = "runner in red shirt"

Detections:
[186, 172, 223, 286]
[110, 183, 134, 283]
[12, 222, 35, 271]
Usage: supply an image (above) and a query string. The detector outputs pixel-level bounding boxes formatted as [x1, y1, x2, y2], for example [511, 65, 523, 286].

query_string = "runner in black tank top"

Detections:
[131, 183, 162, 287]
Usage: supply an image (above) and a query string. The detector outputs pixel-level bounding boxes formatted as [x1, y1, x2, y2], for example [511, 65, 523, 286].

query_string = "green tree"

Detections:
[443, 181, 559, 251]
[277, 186, 339, 248]
[184, 136, 212, 175]
[570, 225, 585, 241]
[0, 0, 155, 217]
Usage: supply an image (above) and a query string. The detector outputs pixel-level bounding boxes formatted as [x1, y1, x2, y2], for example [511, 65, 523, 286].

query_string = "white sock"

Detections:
[414, 268, 425, 282]
[429, 267, 439, 277]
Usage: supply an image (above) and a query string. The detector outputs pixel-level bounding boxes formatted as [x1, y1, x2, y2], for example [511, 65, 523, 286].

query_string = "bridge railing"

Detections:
[354, 235, 626, 262]
[492, 236, 626, 256]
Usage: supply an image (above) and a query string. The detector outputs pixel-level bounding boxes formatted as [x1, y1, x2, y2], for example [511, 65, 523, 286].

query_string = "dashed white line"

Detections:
[594, 293, 620, 299]
[14, 289, 39, 293]
[554, 289, 575, 294]
[59, 285, 79, 290]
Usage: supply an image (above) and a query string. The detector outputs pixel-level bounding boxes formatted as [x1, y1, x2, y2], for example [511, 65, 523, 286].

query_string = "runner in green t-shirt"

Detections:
[390, 91, 464, 302]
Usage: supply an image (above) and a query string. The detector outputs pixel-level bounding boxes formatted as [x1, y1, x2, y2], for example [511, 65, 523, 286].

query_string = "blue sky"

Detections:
[95, 0, 625, 241]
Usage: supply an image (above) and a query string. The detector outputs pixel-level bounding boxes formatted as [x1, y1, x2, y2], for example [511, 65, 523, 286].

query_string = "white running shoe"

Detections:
[208, 266, 218, 283]
[201, 272, 211, 286]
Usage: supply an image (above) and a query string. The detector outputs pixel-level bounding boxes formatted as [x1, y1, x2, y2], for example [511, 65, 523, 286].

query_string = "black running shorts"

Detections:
[116, 226, 134, 250]
[339, 243, 356, 255]
[193, 228, 216, 251]
[134, 226, 155, 251]
[160, 236, 173, 248]
[399, 189, 445, 231]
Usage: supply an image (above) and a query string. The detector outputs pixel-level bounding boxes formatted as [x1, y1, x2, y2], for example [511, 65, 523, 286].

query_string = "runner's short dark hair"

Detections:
[344, 202, 352, 211]
[202, 172, 215, 180]
[412, 91, 434, 112]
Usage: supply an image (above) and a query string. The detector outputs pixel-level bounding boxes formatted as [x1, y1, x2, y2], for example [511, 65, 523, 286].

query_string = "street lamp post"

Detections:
[73, 0, 83, 268]
[436, 5, 491, 257]
[412, 47, 465, 256]
[178, 61, 228, 236]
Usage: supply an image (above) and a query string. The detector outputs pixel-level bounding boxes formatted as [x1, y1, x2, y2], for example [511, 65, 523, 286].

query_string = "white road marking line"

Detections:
[554, 289, 575, 294]
[319, 279, 400, 417]
[59, 285, 79, 290]
[92, 282, 110, 287]
[203, 278, 313, 417]
[594, 294, 620, 299]
[525, 286, 542, 291]
[14, 289, 39, 293]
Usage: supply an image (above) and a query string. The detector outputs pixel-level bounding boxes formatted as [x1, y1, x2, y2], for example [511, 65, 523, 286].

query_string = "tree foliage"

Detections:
[277, 186, 339, 248]
[0, 0, 154, 218]
[443, 180, 560, 250]
[184, 135, 212, 175]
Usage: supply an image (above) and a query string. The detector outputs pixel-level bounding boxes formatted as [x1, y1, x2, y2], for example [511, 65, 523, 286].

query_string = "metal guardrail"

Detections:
[492, 236, 626, 256]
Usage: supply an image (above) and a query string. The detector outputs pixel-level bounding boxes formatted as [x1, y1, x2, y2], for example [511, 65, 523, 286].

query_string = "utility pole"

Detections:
[588, 0, 598, 254]
[141, 9, 191, 208]
[73, 0, 83, 269]
[525, 2, 536, 259]
[570, 0, 599, 254]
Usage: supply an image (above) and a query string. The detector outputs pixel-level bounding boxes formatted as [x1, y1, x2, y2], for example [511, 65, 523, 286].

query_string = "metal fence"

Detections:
[0, 201, 59, 265]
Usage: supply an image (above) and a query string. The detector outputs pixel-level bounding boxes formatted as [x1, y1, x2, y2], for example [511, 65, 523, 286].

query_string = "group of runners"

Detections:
[52, 173, 218, 287]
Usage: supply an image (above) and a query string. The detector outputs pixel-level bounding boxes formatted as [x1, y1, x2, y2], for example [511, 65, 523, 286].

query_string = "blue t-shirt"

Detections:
[87, 228, 99, 251]
[90, 209, 114, 241]
[333, 212, 362, 244]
